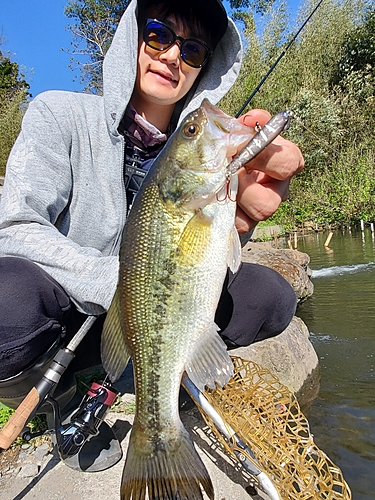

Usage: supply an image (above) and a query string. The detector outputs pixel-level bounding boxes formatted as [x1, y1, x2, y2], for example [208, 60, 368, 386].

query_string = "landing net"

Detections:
[199, 356, 351, 499]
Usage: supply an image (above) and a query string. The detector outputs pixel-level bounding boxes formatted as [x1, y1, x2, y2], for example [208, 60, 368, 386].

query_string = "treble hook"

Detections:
[216, 178, 237, 203]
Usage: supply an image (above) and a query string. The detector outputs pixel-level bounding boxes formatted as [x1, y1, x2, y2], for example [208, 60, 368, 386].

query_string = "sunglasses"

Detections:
[143, 19, 212, 69]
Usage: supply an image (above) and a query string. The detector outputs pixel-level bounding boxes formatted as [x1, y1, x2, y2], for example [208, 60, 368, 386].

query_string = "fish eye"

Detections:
[183, 122, 201, 138]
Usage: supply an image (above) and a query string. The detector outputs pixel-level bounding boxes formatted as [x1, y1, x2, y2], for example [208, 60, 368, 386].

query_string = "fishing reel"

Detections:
[56, 380, 118, 460]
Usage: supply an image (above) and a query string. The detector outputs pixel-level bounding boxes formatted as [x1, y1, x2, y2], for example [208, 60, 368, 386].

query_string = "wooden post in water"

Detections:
[324, 231, 333, 248]
[361, 220, 365, 231]
[273, 230, 279, 249]
[288, 234, 293, 249]
[371, 223, 374, 233]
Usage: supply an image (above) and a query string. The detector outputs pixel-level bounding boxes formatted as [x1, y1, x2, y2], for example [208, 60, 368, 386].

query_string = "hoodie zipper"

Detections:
[111, 136, 127, 256]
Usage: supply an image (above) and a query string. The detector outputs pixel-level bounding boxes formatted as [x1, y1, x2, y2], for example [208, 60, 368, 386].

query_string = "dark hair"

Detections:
[137, 0, 226, 50]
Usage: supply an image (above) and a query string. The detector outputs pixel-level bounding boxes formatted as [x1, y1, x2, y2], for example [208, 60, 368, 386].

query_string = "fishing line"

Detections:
[289, 111, 340, 155]
[235, 0, 326, 117]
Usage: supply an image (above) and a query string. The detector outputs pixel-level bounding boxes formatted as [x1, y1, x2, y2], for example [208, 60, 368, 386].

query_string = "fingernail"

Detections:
[242, 115, 253, 127]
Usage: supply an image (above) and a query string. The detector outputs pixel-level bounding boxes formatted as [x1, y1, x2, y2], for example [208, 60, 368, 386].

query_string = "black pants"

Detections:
[0, 256, 296, 382]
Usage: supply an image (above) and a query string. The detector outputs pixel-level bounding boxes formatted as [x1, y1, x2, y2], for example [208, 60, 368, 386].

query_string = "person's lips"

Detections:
[150, 69, 178, 84]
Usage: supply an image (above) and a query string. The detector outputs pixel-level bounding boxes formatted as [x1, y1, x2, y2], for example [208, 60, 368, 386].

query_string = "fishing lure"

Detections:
[226, 110, 291, 176]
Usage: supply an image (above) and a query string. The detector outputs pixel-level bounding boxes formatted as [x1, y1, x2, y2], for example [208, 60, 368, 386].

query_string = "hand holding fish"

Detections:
[234, 109, 305, 234]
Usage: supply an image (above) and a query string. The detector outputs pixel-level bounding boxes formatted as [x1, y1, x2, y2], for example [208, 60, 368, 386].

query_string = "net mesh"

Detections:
[198, 356, 352, 500]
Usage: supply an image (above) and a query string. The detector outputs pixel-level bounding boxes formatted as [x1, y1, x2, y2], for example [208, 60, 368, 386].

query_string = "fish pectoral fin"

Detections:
[178, 210, 213, 266]
[101, 289, 131, 382]
[185, 324, 234, 391]
[228, 225, 242, 273]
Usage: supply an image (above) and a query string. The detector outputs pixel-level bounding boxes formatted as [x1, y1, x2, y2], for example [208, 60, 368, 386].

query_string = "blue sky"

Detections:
[0, 0, 80, 97]
[1, 0, 302, 98]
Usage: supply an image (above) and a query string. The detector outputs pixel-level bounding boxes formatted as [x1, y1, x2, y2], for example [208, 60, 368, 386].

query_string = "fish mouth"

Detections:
[200, 99, 254, 160]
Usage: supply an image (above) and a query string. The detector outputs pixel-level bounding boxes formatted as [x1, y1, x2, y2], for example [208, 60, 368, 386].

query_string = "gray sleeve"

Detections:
[0, 96, 118, 315]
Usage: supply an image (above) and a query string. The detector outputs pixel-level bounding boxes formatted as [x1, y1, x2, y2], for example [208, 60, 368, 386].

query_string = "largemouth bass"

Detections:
[101, 99, 253, 500]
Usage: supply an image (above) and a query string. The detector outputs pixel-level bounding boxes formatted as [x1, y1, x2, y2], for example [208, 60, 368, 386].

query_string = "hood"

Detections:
[102, 0, 243, 136]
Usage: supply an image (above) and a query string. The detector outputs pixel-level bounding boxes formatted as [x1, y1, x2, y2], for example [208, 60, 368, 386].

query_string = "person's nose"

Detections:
[159, 42, 180, 66]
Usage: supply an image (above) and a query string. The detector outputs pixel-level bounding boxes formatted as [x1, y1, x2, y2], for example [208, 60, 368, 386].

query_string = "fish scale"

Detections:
[101, 99, 253, 500]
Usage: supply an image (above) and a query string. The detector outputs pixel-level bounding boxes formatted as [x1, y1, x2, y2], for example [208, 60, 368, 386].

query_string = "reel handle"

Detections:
[0, 351, 74, 450]
[0, 387, 40, 450]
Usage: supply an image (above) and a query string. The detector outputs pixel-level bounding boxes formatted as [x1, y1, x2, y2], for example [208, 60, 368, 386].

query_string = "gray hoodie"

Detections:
[0, 0, 242, 315]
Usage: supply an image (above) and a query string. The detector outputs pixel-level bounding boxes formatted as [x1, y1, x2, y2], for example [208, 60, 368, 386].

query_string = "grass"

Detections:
[0, 402, 14, 430]
[0, 402, 48, 447]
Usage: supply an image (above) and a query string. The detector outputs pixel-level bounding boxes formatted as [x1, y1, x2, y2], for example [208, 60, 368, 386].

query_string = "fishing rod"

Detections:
[0, 316, 99, 451]
[236, 0, 325, 118]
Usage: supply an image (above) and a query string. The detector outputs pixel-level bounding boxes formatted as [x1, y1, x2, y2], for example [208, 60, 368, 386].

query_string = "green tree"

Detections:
[0, 51, 30, 97]
[331, 8, 375, 104]
[333, 7, 375, 79]
[64, 0, 277, 94]
[228, 0, 275, 14]
[222, 0, 375, 227]
[0, 50, 30, 175]
[64, 0, 130, 93]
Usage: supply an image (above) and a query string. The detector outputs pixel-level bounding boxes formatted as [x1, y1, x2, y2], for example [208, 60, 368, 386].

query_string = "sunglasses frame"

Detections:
[143, 18, 212, 69]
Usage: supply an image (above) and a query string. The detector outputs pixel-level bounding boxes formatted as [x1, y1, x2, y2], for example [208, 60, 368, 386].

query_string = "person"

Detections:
[0, 0, 304, 472]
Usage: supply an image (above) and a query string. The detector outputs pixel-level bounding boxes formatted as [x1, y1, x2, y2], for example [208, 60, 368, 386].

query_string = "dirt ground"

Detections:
[0, 373, 270, 500]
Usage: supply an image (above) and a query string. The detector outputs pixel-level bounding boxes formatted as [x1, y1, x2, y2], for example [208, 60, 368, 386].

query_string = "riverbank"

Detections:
[0, 241, 321, 500]
[1, 374, 270, 500]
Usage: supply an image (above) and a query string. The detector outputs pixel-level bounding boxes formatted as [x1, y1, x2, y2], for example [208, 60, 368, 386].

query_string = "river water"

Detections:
[290, 228, 375, 500]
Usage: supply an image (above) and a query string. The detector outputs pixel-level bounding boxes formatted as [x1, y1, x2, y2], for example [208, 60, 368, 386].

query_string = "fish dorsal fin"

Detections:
[101, 289, 131, 382]
[178, 210, 213, 266]
[228, 225, 242, 273]
[185, 324, 234, 391]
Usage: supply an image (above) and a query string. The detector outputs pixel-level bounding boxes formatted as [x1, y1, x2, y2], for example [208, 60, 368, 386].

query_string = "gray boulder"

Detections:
[237, 241, 319, 410]
[242, 241, 314, 303]
[231, 316, 320, 411]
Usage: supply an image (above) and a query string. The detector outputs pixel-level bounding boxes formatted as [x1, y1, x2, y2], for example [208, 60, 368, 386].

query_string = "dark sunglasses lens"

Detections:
[145, 21, 174, 50]
[181, 40, 208, 68]
[144, 20, 209, 68]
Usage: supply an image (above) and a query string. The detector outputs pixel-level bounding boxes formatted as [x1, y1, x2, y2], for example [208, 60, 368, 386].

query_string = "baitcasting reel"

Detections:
[56, 380, 118, 460]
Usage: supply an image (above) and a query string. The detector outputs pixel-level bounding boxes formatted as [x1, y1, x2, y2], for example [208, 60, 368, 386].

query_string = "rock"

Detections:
[34, 443, 50, 463]
[250, 224, 283, 240]
[230, 316, 320, 412]
[17, 462, 39, 479]
[17, 451, 30, 462]
[242, 242, 314, 303]
[281, 248, 312, 273]
[238, 240, 319, 408]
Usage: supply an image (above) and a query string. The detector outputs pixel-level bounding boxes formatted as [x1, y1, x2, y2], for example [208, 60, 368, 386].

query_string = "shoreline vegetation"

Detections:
[219, 0, 375, 231]
[1, 1, 375, 229]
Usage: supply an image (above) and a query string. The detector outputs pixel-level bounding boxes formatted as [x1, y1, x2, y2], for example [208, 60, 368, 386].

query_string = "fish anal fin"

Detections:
[186, 324, 234, 391]
[178, 210, 212, 266]
[121, 423, 214, 500]
[101, 289, 130, 382]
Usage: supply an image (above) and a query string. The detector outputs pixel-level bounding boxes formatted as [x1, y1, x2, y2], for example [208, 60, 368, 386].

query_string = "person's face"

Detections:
[132, 16, 203, 111]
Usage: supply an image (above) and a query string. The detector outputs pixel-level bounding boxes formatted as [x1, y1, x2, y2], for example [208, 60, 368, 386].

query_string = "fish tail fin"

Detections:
[121, 423, 214, 500]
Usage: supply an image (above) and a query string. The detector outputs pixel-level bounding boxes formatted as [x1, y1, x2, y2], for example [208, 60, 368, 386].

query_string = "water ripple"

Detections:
[311, 262, 375, 278]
